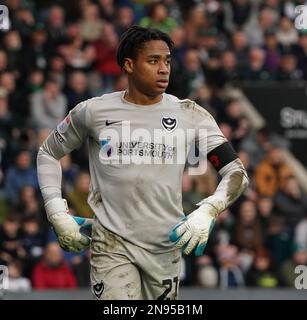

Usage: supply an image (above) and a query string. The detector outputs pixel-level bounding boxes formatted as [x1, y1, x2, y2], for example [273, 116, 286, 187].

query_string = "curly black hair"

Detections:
[116, 26, 174, 70]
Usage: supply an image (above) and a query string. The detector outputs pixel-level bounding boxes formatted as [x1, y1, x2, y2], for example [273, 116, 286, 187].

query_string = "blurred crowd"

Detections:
[0, 0, 307, 292]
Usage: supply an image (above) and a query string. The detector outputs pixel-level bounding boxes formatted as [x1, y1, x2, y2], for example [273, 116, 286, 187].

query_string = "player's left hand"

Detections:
[53, 215, 93, 253]
[169, 204, 216, 256]
[45, 198, 93, 253]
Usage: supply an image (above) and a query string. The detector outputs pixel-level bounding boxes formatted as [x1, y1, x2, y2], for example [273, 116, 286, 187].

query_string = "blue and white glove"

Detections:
[45, 198, 93, 253]
[169, 202, 217, 256]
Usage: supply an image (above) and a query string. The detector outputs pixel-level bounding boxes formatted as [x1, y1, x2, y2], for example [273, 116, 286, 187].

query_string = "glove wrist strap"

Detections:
[45, 198, 68, 220]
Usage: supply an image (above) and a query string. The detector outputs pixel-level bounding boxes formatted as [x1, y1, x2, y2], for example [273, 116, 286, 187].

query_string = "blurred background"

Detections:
[1, 0, 307, 299]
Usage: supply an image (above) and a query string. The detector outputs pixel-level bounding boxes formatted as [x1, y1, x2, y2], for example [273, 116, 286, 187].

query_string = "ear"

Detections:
[123, 58, 133, 74]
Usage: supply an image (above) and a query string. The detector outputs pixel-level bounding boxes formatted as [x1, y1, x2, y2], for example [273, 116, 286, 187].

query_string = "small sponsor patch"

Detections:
[57, 115, 71, 133]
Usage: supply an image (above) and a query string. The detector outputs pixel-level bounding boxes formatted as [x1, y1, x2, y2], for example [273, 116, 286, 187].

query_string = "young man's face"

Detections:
[125, 40, 171, 97]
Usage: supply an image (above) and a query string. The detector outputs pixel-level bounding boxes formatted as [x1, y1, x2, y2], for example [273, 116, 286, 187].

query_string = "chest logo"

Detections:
[161, 117, 177, 132]
[106, 120, 122, 126]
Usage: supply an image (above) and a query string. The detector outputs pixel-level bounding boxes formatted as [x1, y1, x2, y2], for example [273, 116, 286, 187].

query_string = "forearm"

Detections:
[197, 159, 249, 216]
[37, 144, 63, 204]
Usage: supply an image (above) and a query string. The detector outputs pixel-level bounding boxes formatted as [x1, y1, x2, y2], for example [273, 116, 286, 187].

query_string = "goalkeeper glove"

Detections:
[45, 198, 93, 253]
[169, 202, 217, 256]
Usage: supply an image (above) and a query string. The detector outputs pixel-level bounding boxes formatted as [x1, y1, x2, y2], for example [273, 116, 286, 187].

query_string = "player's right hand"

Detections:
[45, 198, 93, 253]
[169, 202, 217, 256]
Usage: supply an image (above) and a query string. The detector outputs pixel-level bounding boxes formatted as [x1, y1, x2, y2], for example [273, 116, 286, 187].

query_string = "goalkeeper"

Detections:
[37, 26, 249, 300]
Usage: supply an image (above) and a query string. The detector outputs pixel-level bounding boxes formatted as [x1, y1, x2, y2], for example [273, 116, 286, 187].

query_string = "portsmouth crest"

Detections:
[161, 117, 177, 132]
[93, 281, 104, 299]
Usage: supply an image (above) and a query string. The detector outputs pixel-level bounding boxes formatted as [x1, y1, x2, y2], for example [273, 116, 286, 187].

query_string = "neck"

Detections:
[124, 86, 163, 105]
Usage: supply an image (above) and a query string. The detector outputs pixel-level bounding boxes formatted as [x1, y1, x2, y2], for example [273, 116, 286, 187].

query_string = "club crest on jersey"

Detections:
[57, 115, 71, 133]
[161, 117, 177, 132]
[93, 281, 104, 299]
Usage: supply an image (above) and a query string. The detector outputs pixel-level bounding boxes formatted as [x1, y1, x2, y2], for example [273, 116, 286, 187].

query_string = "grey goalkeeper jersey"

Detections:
[37, 91, 228, 252]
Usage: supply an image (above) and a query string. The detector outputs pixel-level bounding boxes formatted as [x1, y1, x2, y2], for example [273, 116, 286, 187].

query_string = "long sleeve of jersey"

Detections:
[193, 102, 249, 215]
[37, 101, 91, 203]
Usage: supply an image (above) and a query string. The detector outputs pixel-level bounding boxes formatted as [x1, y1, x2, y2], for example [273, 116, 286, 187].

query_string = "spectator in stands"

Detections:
[79, 3, 104, 42]
[115, 6, 135, 36]
[232, 200, 263, 251]
[220, 50, 240, 83]
[182, 48, 206, 96]
[21, 215, 46, 258]
[210, 209, 235, 248]
[196, 255, 218, 288]
[92, 23, 122, 93]
[0, 71, 28, 124]
[216, 243, 245, 289]
[276, 54, 303, 81]
[30, 78, 67, 131]
[244, 7, 278, 47]
[24, 23, 49, 72]
[183, 5, 209, 47]
[274, 177, 307, 230]
[4, 150, 38, 204]
[139, 1, 177, 34]
[240, 126, 289, 170]
[21, 215, 47, 278]
[2, 30, 25, 73]
[12, 5, 35, 41]
[57, 22, 96, 72]
[265, 215, 293, 266]
[46, 54, 66, 89]
[98, 0, 116, 22]
[263, 30, 282, 73]
[257, 196, 275, 232]
[276, 16, 298, 49]
[169, 26, 187, 67]
[167, 27, 188, 98]
[219, 99, 250, 149]
[0, 215, 26, 264]
[27, 69, 44, 94]
[68, 172, 94, 218]
[254, 147, 293, 197]
[181, 169, 212, 215]
[32, 242, 77, 289]
[14, 185, 43, 219]
[230, 30, 249, 70]
[60, 154, 80, 196]
[243, 47, 272, 81]
[223, 0, 255, 34]
[65, 71, 91, 112]
[46, 5, 67, 48]
[7, 260, 32, 292]
[70, 249, 91, 287]
[246, 247, 279, 288]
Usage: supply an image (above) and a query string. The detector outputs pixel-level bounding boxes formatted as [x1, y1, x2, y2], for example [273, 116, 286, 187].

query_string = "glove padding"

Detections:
[169, 203, 217, 256]
[45, 198, 93, 253]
